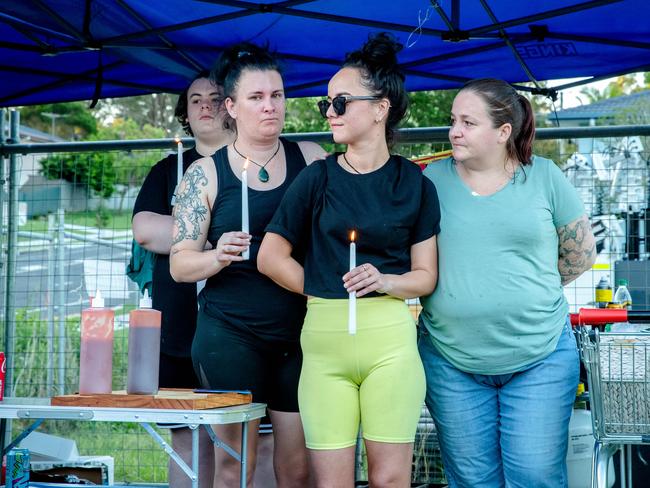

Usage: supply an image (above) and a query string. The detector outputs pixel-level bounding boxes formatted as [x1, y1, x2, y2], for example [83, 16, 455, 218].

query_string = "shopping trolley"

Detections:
[354, 405, 447, 487]
[571, 308, 650, 488]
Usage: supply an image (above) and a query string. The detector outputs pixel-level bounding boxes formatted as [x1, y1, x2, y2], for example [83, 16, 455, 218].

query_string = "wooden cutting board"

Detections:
[51, 388, 252, 410]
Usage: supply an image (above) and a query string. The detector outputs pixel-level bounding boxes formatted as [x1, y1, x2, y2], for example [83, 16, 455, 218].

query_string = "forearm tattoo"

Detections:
[557, 215, 596, 285]
[172, 165, 209, 245]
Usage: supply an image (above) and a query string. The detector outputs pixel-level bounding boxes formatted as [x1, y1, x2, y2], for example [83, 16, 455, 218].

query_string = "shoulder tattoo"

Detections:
[172, 165, 209, 245]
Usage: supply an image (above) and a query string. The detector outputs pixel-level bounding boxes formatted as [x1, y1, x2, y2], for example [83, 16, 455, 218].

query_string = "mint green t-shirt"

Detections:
[420, 156, 585, 374]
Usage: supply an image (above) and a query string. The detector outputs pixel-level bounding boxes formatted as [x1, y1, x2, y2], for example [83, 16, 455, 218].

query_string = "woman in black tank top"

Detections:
[170, 43, 326, 488]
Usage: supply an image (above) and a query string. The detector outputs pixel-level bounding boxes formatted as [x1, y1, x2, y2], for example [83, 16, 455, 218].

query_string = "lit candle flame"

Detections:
[243, 158, 250, 171]
[174, 135, 180, 144]
[350, 230, 356, 242]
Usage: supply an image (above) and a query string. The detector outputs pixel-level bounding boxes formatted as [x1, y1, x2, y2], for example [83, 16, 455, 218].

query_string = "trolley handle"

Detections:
[570, 308, 650, 326]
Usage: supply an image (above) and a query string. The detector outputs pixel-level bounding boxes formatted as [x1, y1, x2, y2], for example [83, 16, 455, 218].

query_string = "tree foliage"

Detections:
[578, 74, 648, 104]
[21, 102, 97, 139]
[95, 93, 179, 135]
[284, 97, 330, 134]
[397, 89, 457, 158]
[40, 151, 116, 198]
[105, 118, 166, 191]
[39, 118, 166, 198]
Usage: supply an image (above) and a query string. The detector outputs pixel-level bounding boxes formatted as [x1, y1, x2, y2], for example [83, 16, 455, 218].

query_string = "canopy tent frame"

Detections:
[1, 0, 649, 106]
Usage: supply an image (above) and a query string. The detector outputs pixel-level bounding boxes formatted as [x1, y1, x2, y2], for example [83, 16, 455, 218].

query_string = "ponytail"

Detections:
[514, 94, 535, 164]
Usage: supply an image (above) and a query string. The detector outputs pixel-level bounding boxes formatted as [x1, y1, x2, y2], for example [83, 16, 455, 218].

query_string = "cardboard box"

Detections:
[19, 431, 78, 461]
[30, 455, 114, 485]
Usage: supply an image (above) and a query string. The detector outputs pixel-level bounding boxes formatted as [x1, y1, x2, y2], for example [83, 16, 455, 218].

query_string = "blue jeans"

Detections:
[418, 321, 579, 488]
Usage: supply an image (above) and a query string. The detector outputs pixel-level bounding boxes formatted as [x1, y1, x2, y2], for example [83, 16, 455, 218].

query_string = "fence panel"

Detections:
[1, 125, 650, 485]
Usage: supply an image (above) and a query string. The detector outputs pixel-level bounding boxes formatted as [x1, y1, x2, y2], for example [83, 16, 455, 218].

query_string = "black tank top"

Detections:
[199, 138, 308, 342]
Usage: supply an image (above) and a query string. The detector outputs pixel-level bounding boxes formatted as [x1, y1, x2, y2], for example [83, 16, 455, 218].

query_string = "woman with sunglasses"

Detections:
[170, 42, 326, 488]
[259, 33, 440, 487]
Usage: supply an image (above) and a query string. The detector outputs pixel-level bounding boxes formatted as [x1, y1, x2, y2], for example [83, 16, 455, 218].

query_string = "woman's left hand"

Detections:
[343, 263, 390, 297]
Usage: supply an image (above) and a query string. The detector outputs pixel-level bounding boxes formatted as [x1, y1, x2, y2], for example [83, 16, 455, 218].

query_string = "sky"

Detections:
[549, 73, 646, 109]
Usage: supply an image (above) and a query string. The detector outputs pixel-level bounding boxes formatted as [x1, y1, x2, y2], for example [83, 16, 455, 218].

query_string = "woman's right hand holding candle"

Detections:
[214, 231, 251, 267]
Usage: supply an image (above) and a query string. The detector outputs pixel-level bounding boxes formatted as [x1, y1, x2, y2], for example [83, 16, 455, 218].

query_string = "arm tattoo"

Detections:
[557, 215, 596, 285]
[172, 165, 209, 245]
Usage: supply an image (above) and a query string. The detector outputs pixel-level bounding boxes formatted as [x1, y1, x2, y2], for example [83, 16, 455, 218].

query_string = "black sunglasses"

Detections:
[317, 95, 381, 118]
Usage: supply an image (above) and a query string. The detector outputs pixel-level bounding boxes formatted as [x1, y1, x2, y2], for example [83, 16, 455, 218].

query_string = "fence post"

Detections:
[0, 108, 6, 334]
[1, 110, 20, 448]
[0, 108, 6, 451]
[4, 110, 20, 397]
[46, 214, 55, 397]
[57, 207, 66, 394]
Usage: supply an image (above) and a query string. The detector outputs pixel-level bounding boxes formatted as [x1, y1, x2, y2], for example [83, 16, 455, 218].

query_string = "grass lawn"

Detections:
[20, 210, 133, 233]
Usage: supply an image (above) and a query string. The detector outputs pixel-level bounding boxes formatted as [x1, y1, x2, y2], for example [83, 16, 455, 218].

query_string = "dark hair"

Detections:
[210, 42, 282, 132]
[343, 32, 408, 147]
[174, 70, 213, 137]
[461, 78, 535, 165]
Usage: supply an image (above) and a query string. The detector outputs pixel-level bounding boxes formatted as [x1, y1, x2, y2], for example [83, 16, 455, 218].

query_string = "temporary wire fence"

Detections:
[2, 115, 650, 485]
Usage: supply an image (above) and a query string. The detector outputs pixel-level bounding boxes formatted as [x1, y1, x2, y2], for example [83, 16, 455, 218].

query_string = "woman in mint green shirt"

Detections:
[419, 78, 596, 488]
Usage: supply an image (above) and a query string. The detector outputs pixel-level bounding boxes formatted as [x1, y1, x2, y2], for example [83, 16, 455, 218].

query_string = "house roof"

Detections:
[2, 124, 66, 143]
[554, 90, 650, 121]
[19, 125, 66, 142]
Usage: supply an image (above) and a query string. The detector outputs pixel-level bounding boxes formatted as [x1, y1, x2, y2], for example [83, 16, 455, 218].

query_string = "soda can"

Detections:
[0, 351, 6, 401]
[6, 448, 29, 487]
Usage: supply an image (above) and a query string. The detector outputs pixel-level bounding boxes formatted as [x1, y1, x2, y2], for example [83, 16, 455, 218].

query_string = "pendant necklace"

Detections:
[232, 141, 281, 183]
[342, 153, 362, 174]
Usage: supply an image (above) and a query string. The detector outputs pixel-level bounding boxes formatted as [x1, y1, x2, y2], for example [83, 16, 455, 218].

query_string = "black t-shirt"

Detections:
[199, 138, 308, 343]
[267, 153, 441, 299]
[132, 148, 202, 357]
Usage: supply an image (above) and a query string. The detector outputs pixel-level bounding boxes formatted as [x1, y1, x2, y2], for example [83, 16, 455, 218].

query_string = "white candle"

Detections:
[176, 138, 183, 184]
[171, 137, 183, 206]
[348, 230, 356, 335]
[242, 158, 250, 260]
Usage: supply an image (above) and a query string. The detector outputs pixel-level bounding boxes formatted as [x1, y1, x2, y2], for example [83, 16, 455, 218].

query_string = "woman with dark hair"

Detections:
[419, 78, 596, 488]
[132, 71, 232, 488]
[170, 42, 325, 488]
[258, 33, 440, 487]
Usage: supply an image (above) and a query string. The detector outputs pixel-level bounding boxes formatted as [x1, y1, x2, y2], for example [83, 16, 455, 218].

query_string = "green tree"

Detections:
[405, 89, 457, 128]
[579, 74, 646, 104]
[398, 89, 457, 158]
[39, 118, 165, 201]
[284, 97, 330, 134]
[21, 102, 97, 139]
[40, 151, 116, 198]
[101, 118, 166, 211]
[96, 93, 178, 135]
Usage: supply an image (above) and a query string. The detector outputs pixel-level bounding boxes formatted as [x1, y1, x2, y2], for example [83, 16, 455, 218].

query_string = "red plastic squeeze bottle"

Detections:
[127, 289, 161, 395]
[79, 290, 114, 394]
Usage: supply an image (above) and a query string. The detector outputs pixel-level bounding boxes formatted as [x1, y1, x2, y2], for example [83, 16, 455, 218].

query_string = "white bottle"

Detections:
[566, 408, 615, 488]
[566, 383, 615, 488]
[611, 279, 636, 332]
[613, 279, 632, 308]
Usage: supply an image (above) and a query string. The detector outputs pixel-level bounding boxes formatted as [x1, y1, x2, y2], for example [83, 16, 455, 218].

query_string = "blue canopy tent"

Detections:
[1, 0, 649, 106]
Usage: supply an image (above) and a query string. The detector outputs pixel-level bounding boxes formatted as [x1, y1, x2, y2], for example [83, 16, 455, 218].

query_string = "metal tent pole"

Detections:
[2, 110, 20, 447]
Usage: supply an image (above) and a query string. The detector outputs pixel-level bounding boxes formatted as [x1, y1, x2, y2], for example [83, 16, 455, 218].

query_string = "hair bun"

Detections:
[212, 42, 273, 85]
[345, 33, 404, 81]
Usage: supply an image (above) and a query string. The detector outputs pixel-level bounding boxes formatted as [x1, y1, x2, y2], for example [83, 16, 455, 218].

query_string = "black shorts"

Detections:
[159, 352, 201, 389]
[192, 309, 301, 412]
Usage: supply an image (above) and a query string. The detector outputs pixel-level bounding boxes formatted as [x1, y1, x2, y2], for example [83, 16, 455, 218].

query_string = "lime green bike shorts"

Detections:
[298, 296, 425, 450]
